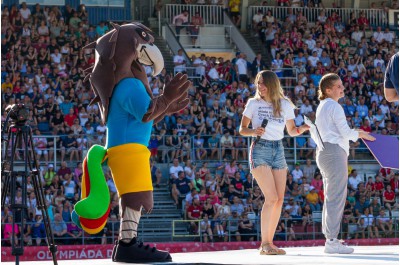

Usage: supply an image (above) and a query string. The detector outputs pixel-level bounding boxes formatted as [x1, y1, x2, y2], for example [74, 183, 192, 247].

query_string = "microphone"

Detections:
[255, 118, 268, 144]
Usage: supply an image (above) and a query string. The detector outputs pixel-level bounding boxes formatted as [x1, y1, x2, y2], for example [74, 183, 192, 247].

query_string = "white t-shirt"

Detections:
[169, 165, 184, 179]
[184, 166, 195, 181]
[20, 8, 31, 20]
[174, 55, 186, 72]
[235, 58, 247, 75]
[243, 98, 295, 140]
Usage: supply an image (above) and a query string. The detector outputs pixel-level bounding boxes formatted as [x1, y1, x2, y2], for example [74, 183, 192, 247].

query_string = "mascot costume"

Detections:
[71, 22, 190, 263]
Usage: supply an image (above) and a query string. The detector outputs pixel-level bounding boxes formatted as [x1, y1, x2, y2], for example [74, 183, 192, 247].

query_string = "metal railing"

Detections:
[171, 24, 234, 49]
[162, 4, 224, 25]
[1, 216, 398, 245]
[247, 6, 389, 28]
[2, 133, 382, 166]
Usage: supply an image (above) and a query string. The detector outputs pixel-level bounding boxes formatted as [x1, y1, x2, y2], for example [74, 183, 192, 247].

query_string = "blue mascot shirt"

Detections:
[106, 78, 153, 148]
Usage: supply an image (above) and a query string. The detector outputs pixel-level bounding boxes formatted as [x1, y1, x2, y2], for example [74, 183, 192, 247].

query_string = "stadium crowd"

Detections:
[1, 1, 399, 246]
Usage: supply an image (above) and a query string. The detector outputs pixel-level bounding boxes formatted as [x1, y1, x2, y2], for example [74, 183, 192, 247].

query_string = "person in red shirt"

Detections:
[379, 168, 391, 178]
[357, 12, 370, 30]
[365, 176, 376, 193]
[187, 198, 202, 234]
[64, 108, 77, 128]
[373, 176, 385, 196]
[382, 185, 397, 212]
[359, 119, 372, 133]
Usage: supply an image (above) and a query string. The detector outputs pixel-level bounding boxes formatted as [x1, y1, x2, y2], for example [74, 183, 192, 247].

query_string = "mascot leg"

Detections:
[112, 192, 172, 263]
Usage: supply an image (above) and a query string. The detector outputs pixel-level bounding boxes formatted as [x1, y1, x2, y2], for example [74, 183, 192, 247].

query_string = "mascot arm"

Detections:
[142, 73, 190, 123]
[153, 92, 190, 124]
[117, 79, 152, 121]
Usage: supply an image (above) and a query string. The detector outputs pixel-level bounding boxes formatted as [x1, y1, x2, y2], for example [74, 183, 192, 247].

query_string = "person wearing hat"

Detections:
[291, 162, 304, 183]
[240, 70, 310, 255]
[315, 73, 375, 254]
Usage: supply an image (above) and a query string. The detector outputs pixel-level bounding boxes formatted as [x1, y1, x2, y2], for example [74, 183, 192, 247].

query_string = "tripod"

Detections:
[1, 123, 58, 265]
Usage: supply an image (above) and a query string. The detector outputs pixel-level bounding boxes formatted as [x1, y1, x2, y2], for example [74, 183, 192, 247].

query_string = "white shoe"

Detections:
[324, 239, 354, 254]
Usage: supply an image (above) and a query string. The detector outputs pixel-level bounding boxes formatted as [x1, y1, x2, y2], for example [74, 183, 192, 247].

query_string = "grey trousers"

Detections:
[316, 142, 348, 240]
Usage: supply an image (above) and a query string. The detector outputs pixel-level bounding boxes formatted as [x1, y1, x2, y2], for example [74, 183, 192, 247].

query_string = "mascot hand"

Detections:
[153, 92, 189, 124]
[163, 73, 190, 102]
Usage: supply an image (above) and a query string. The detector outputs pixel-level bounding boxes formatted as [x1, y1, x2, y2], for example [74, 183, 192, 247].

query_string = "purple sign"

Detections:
[362, 133, 399, 169]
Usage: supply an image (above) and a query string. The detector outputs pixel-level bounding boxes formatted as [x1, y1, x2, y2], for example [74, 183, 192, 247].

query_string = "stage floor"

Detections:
[3, 245, 399, 265]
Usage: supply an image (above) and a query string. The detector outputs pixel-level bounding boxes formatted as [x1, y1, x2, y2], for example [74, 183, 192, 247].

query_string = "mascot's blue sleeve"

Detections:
[115, 78, 151, 120]
[106, 78, 153, 148]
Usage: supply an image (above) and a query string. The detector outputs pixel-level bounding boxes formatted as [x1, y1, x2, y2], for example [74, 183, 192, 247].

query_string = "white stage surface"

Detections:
[2, 245, 399, 265]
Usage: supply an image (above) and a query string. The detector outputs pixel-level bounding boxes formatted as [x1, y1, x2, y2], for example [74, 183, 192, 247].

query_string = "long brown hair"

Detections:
[254, 70, 295, 117]
[318, 73, 341, 100]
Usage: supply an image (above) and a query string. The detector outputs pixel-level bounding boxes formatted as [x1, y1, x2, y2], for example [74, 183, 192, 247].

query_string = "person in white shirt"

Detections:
[20, 2, 31, 22]
[351, 26, 364, 43]
[172, 10, 189, 41]
[252, 9, 263, 35]
[305, 35, 316, 50]
[308, 51, 320, 67]
[235, 53, 249, 83]
[193, 54, 207, 77]
[315, 73, 375, 254]
[348, 169, 363, 191]
[173, 49, 186, 74]
[207, 64, 220, 81]
[382, 28, 394, 43]
[291, 163, 304, 183]
[169, 158, 184, 182]
[373, 53, 385, 68]
[300, 99, 313, 115]
[373, 26, 385, 43]
[239, 70, 309, 255]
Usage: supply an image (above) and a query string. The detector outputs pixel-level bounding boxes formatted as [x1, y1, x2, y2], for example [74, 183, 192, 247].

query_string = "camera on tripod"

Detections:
[5, 104, 29, 126]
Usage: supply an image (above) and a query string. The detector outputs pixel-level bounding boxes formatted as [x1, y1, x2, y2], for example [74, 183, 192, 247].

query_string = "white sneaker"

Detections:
[324, 239, 354, 254]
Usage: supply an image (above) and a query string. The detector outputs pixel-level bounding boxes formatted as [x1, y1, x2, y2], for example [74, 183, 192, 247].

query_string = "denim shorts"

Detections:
[249, 139, 287, 171]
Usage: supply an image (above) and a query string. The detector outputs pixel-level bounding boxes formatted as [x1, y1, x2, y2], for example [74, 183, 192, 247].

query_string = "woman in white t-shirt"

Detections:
[239, 70, 309, 255]
[315, 73, 375, 254]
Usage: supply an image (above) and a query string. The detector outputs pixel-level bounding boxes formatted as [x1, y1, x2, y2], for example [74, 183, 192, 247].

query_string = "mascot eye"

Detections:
[136, 28, 150, 42]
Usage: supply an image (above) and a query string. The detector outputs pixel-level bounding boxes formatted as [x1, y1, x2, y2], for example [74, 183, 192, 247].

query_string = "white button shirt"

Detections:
[316, 98, 359, 156]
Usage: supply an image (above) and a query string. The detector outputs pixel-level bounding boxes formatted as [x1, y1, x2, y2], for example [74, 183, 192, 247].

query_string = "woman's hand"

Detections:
[299, 124, 310, 134]
[358, 130, 376, 141]
[254, 127, 265, 137]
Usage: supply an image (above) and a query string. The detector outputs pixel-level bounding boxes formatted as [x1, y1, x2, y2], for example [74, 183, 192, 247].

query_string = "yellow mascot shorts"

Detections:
[107, 143, 153, 196]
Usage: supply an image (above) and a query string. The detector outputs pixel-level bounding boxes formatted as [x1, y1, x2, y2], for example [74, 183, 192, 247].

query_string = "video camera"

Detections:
[5, 104, 29, 126]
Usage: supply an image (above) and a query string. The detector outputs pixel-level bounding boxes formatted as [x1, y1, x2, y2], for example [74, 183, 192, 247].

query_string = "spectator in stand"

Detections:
[186, 198, 202, 233]
[382, 185, 397, 213]
[189, 11, 204, 48]
[57, 161, 71, 179]
[305, 186, 321, 212]
[31, 215, 46, 246]
[238, 212, 255, 241]
[291, 162, 303, 183]
[169, 158, 184, 183]
[95, 21, 109, 37]
[348, 169, 363, 192]
[172, 10, 189, 41]
[302, 159, 316, 183]
[52, 213, 68, 244]
[284, 197, 302, 220]
[172, 171, 192, 206]
[173, 49, 186, 74]
[376, 208, 393, 237]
